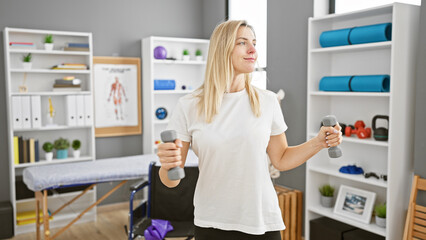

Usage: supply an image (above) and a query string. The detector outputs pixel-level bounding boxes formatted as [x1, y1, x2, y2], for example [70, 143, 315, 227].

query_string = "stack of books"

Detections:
[51, 63, 88, 70]
[16, 210, 52, 226]
[53, 76, 82, 92]
[63, 42, 89, 52]
[9, 42, 35, 48]
[13, 136, 39, 165]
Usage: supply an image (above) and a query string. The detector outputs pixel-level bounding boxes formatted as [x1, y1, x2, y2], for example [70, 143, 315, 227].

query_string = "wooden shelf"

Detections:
[14, 156, 93, 168]
[153, 59, 206, 65]
[308, 205, 386, 237]
[11, 91, 91, 96]
[9, 49, 90, 55]
[308, 164, 387, 188]
[310, 41, 391, 54]
[10, 69, 90, 74]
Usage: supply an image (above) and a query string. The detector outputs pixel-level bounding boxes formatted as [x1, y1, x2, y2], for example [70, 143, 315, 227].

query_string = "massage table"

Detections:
[23, 150, 198, 240]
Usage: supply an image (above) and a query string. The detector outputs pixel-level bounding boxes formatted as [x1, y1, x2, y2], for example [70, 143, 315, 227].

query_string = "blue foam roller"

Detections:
[154, 79, 176, 90]
[319, 76, 352, 91]
[350, 75, 390, 92]
[349, 23, 392, 45]
[319, 28, 352, 48]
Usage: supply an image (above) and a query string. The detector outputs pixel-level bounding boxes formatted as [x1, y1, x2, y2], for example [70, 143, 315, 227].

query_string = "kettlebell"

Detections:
[372, 115, 389, 141]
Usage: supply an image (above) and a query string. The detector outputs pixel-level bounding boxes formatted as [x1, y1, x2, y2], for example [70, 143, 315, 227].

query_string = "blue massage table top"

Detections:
[23, 150, 199, 192]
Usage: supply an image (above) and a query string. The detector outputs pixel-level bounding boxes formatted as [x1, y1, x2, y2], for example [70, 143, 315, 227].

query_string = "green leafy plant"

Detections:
[319, 184, 335, 197]
[53, 138, 70, 150]
[195, 49, 202, 56]
[72, 139, 81, 150]
[375, 203, 386, 218]
[42, 142, 54, 152]
[182, 49, 189, 56]
[22, 53, 32, 62]
[44, 34, 53, 43]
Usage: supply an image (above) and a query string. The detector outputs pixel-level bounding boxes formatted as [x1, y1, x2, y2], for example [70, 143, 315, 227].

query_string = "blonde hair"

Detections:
[196, 20, 260, 123]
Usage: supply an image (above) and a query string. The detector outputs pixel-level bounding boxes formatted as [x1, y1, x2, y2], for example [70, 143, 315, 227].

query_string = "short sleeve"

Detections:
[271, 96, 287, 136]
[166, 99, 192, 142]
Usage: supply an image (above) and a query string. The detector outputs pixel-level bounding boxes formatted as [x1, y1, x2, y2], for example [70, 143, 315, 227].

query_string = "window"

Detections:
[228, 0, 267, 89]
[333, 0, 420, 14]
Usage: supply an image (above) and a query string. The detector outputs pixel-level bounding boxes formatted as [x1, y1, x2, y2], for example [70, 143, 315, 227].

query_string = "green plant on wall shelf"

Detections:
[375, 202, 386, 218]
[42, 142, 53, 152]
[183, 49, 189, 56]
[54, 137, 70, 150]
[195, 49, 202, 56]
[319, 184, 335, 197]
[22, 53, 32, 62]
[72, 139, 81, 150]
[44, 34, 53, 44]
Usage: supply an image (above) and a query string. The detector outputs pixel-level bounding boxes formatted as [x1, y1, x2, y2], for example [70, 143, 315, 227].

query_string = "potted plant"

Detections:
[54, 137, 70, 159]
[42, 142, 54, 162]
[72, 139, 81, 159]
[182, 49, 190, 61]
[44, 34, 54, 51]
[374, 202, 386, 228]
[22, 53, 32, 69]
[319, 184, 335, 208]
[195, 49, 203, 61]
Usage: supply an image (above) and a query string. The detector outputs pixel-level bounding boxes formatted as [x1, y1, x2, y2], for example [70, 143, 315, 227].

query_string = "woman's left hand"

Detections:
[317, 123, 343, 149]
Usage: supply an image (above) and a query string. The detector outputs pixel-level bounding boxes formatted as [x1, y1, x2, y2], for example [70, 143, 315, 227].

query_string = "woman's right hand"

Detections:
[157, 139, 183, 171]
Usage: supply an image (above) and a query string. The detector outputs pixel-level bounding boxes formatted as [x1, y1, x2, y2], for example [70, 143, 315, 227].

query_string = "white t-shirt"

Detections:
[166, 87, 287, 235]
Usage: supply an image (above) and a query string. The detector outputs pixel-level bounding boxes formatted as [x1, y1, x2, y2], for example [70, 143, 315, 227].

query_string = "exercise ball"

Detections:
[154, 46, 167, 59]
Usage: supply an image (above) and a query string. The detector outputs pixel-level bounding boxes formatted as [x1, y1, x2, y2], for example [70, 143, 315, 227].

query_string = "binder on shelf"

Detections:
[34, 139, 40, 162]
[76, 95, 85, 126]
[29, 138, 35, 163]
[83, 95, 93, 126]
[65, 95, 77, 126]
[21, 96, 32, 129]
[22, 139, 28, 163]
[11, 96, 22, 129]
[13, 136, 19, 165]
[18, 136, 23, 164]
[30, 96, 41, 128]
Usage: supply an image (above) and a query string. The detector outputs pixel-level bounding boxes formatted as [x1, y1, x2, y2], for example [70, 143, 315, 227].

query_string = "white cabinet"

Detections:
[305, 3, 419, 239]
[142, 36, 209, 153]
[3, 27, 96, 234]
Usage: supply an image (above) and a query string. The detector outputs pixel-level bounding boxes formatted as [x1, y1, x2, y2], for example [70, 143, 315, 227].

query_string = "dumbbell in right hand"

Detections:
[160, 130, 185, 180]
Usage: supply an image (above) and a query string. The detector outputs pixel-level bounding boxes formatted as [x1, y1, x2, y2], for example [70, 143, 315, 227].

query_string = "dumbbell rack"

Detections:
[305, 3, 419, 240]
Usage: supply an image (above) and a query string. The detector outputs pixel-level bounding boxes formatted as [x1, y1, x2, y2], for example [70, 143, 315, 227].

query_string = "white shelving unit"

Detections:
[3, 27, 96, 235]
[305, 3, 419, 240]
[142, 36, 209, 154]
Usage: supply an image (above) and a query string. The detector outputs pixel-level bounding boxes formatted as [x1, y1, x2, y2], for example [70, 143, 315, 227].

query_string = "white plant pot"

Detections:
[320, 195, 334, 208]
[182, 55, 190, 61]
[73, 150, 81, 159]
[196, 56, 203, 61]
[44, 43, 54, 51]
[22, 62, 32, 70]
[45, 152, 53, 162]
[375, 216, 386, 228]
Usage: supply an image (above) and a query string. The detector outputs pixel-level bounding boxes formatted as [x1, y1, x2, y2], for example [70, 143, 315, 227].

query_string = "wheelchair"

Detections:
[127, 161, 199, 240]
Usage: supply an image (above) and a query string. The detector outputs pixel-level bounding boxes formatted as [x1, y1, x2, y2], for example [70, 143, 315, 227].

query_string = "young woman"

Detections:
[157, 20, 342, 240]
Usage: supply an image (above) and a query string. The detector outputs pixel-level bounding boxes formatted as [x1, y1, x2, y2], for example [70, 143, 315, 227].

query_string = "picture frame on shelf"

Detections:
[93, 56, 142, 137]
[334, 185, 376, 224]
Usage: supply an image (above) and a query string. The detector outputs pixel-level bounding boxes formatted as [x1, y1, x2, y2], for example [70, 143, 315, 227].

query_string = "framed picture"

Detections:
[334, 185, 376, 224]
[93, 57, 142, 137]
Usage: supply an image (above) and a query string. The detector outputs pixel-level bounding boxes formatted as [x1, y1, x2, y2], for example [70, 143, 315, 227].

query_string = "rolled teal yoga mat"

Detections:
[350, 75, 390, 92]
[319, 76, 352, 91]
[319, 28, 352, 48]
[349, 23, 392, 45]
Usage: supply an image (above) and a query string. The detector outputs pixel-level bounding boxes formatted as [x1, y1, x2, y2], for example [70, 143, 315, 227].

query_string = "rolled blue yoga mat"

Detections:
[154, 79, 176, 90]
[319, 28, 352, 48]
[350, 75, 390, 92]
[349, 23, 392, 45]
[319, 76, 352, 91]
